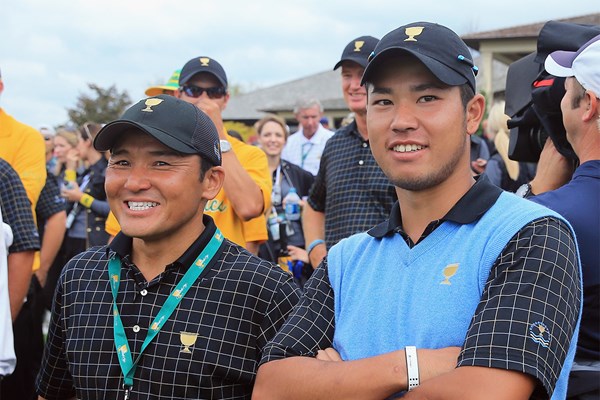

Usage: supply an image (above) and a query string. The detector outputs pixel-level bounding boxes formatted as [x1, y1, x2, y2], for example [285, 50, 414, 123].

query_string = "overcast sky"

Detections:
[1, 0, 598, 129]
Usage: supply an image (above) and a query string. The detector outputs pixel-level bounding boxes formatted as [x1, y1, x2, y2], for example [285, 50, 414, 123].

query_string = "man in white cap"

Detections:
[525, 33, 600, 400]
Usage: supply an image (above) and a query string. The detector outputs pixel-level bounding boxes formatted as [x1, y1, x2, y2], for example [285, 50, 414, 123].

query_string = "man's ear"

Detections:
[582, 91, 599, 122]
[466, 93, 486, 135]
[201, 166, 225, 200]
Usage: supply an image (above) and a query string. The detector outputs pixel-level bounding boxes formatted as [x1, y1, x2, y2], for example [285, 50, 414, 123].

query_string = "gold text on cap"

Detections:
[142, 98, 164, 112]
[354, 41, 365, 52]
[200, 57, 210, 66]
[404, 27, 424, 41]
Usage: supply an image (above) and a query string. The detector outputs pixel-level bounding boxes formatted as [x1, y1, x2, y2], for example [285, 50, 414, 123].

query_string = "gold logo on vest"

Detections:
[354, 40, 365, 52]
[440, 263, 459, 285]
[404, 26, 424, 42]
[141, 98, 164, 112]
[199, 57, 210, 66]
[180, 331, 198, 354]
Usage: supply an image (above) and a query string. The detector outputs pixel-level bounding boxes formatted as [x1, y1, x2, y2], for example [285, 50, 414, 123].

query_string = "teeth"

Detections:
[128, 201, 158, 211]
[393, 144, 423, 153]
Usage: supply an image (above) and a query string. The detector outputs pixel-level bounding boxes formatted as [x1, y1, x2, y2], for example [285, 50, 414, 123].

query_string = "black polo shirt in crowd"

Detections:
[37, 215, 301, 400]
[308, 120, 397, 248]
[0, 158, 40, 253]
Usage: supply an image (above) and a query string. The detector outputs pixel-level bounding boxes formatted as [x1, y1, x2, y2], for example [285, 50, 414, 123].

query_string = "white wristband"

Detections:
[405, 346, 420, 391]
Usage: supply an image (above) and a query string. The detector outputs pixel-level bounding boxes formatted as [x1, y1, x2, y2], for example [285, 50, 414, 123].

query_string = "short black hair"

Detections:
[199, 157, 214, 180]
[459, 83, 475, 109]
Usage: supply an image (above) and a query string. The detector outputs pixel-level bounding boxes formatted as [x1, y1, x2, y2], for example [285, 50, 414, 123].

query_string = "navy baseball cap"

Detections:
[333, 35, 379, 70]
[361, 22, 478, 92]
[179, 56, 228, 88]
[94, 95, 222, 166]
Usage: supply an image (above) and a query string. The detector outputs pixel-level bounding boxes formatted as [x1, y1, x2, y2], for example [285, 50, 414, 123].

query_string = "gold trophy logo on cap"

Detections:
[354, 41, 365, 52]
[142, 98, 164, 112]
[404, 26, 424, 42]
[200, 57, 210, 66]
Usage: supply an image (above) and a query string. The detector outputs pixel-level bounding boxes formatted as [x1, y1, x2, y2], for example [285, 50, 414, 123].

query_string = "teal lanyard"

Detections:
[300, 142, 314, 168]
[108, 228, 223, 393]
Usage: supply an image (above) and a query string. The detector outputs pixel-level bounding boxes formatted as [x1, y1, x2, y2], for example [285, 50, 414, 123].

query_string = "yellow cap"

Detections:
[144, 69, 181, 97]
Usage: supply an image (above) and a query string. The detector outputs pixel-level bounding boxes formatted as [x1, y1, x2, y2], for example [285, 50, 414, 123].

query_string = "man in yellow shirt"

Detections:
[176, 56, 271, 248]
[106, 59, 270, 251]
[0, 69, 46, 212]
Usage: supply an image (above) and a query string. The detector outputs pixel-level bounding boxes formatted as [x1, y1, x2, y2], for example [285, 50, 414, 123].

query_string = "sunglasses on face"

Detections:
[180, 84, 227, 99]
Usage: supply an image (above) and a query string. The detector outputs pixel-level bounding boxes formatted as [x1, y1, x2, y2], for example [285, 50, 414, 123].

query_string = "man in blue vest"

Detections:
[254, 22, 582, 399]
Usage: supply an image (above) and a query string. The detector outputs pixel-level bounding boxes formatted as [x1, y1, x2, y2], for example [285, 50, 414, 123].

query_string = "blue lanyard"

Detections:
[108, 228, 223, 395]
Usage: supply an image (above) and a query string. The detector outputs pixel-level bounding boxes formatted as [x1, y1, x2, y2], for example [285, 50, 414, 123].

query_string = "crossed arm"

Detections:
[254, 217, 580, 399]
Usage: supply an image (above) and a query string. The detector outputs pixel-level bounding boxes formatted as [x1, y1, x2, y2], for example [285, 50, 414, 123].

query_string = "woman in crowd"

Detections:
[51, 128, 80, 182]
[256, 115, 314, 286]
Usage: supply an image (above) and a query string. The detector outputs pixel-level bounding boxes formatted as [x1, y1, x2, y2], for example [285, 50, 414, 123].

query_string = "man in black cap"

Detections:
[177, 56, 272, 253]
[254, 22, 581, 399]
[302, 35, 397, 268]
[36, 95, 300, 399]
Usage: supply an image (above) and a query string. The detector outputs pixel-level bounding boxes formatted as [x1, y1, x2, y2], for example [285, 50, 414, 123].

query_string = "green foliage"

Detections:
[67, 83, 132, 126]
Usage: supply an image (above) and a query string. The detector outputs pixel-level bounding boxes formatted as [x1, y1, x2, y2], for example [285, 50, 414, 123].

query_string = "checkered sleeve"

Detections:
[307, 143, 329, 212]
[36, 260, 77, 400]
[259, 259, 336, 365]
[457, 216, 581, 399]
[0, 160, 39, 253]
[256, 275, 302, 356]
[35, 174, 66, 221]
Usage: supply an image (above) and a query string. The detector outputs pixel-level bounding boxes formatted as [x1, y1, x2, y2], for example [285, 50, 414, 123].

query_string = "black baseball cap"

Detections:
[333, 35, 379, 70]
[179, 56, 228, 88]
[361, 22, 478, 92]
[94, 95, 222, 166]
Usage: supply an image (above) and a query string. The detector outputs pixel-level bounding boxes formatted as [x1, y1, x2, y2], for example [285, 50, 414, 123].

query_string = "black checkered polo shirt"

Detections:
[0, 158, 40, 253]
[307, 121, 397, 248]
[37, 216, 301, 400]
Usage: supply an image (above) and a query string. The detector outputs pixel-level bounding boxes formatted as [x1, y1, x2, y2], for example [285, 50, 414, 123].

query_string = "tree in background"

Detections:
[67, 83, 131, 126]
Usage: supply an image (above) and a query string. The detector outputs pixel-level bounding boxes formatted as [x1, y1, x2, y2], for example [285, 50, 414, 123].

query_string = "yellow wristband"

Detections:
[64, 169, 77, 182]
[80, 193, 94, 208]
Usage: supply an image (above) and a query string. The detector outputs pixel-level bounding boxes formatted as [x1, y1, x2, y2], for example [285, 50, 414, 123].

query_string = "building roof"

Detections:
[223, 13, 600, 122]
[222, 70, 343, 122]
[462, 13, 600, 50]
